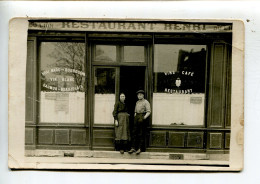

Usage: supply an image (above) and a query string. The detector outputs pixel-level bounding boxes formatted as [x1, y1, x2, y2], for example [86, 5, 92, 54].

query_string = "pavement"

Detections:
[25, 149, 229, 161]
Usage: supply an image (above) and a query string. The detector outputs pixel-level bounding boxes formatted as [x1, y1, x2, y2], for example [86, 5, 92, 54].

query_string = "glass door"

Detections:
[91, 66, 118, 150]
[94, 67, 117, 125]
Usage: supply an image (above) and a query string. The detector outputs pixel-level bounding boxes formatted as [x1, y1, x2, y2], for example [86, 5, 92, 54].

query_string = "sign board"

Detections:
[29, 21, 232, 33]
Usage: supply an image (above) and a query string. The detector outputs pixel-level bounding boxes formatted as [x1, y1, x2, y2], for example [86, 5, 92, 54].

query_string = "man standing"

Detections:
[128, 90, 151, 154]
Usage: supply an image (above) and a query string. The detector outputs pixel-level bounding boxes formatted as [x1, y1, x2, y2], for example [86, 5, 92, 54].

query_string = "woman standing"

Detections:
[112, 93, 130, 154]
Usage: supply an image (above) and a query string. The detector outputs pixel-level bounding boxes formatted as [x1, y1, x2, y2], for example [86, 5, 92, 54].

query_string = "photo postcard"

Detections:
[8, 18, 244, 171]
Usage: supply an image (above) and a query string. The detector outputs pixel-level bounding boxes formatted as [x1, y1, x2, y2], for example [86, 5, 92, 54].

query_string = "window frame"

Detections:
[90, 39, 149, 67]
[93, 44, 118, 63]
[92, 66, 118, 127]
[150, 38, 211, 129]
[36, 36, 87, 126]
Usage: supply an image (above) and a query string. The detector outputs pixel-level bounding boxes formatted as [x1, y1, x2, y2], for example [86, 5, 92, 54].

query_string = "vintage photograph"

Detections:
[8, 19, 244, 171]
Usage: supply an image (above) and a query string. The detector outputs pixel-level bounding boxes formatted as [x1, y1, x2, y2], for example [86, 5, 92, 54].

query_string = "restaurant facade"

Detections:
[25, 20, 232, 154]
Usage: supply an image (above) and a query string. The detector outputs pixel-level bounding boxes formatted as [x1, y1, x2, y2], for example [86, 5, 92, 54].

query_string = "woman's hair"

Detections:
[119, 92, 125, 96]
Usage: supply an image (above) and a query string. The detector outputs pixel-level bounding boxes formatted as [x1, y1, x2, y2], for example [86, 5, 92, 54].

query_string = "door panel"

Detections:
[94, 67, 116, 125]
[92, 67, 117, 150]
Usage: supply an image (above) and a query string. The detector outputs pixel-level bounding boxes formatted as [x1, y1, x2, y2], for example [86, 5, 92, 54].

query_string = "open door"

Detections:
[120, 66, 146, 121]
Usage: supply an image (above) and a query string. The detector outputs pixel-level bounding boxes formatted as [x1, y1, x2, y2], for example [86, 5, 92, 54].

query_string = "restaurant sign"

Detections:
[29, 21, 232, 33]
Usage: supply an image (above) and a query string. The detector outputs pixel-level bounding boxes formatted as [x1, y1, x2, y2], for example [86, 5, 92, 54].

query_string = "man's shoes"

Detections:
[136, 149, 141, 155]
[120, 150, 124, 154]
[128, 148, 136, 154]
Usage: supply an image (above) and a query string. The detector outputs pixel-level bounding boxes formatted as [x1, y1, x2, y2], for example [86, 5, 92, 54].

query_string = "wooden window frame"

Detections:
[36, 36, 88, 126]
[151, 40, 211, 129]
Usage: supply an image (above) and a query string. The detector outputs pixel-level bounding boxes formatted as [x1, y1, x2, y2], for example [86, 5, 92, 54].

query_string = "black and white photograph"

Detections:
[8, 18, 244, 171]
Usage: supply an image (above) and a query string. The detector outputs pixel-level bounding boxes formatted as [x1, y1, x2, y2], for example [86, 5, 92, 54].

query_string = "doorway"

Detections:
[120, 66, 146, 124]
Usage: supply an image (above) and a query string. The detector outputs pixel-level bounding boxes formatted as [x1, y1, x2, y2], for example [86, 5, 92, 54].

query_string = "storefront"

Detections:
[25, 20, 232, 154]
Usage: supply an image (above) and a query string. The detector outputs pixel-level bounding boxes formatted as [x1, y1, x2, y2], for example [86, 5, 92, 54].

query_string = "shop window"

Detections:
[94, 45, 116, 62]
[94, 68, 116, 124]
[40, 42, 85, 123]
[123, 46, 145, 62]
[153, 44, 207, 126]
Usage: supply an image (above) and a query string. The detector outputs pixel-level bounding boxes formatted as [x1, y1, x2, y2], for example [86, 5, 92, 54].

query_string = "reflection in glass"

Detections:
[40, 42, 85, 123]
[124, 46, 145, 62]
[153, 44, 207, 126]
[94, 68, 116, 124]
[95, 45, 116, 62]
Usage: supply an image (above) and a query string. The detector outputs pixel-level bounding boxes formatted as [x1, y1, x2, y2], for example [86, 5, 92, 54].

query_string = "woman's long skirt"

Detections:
[115, 112, 130, 141]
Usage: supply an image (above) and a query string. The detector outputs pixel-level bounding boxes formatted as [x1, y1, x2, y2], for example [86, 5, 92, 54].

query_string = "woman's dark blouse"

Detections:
[113, 101, 128, 120]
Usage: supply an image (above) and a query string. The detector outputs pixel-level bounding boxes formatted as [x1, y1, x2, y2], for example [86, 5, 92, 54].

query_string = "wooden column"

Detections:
[207, 42, 231, 152]
[207, 42, 230, 128]
[25, 37, 37, 149]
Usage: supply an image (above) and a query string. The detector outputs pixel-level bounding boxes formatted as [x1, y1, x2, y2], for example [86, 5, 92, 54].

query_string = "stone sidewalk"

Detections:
[25, 150, 229, 161]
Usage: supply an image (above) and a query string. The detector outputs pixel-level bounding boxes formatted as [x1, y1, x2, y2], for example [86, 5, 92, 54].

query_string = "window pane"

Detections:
[40, 42, 85, 123]
[153, 44, 207, 126]
[94, 68, 115, 124]
[95, 45, 116, 62]
[124, 46, 145, 62]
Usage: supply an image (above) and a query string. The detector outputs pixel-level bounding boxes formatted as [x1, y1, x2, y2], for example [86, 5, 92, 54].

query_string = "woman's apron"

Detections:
[115, 112, 130, 140]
